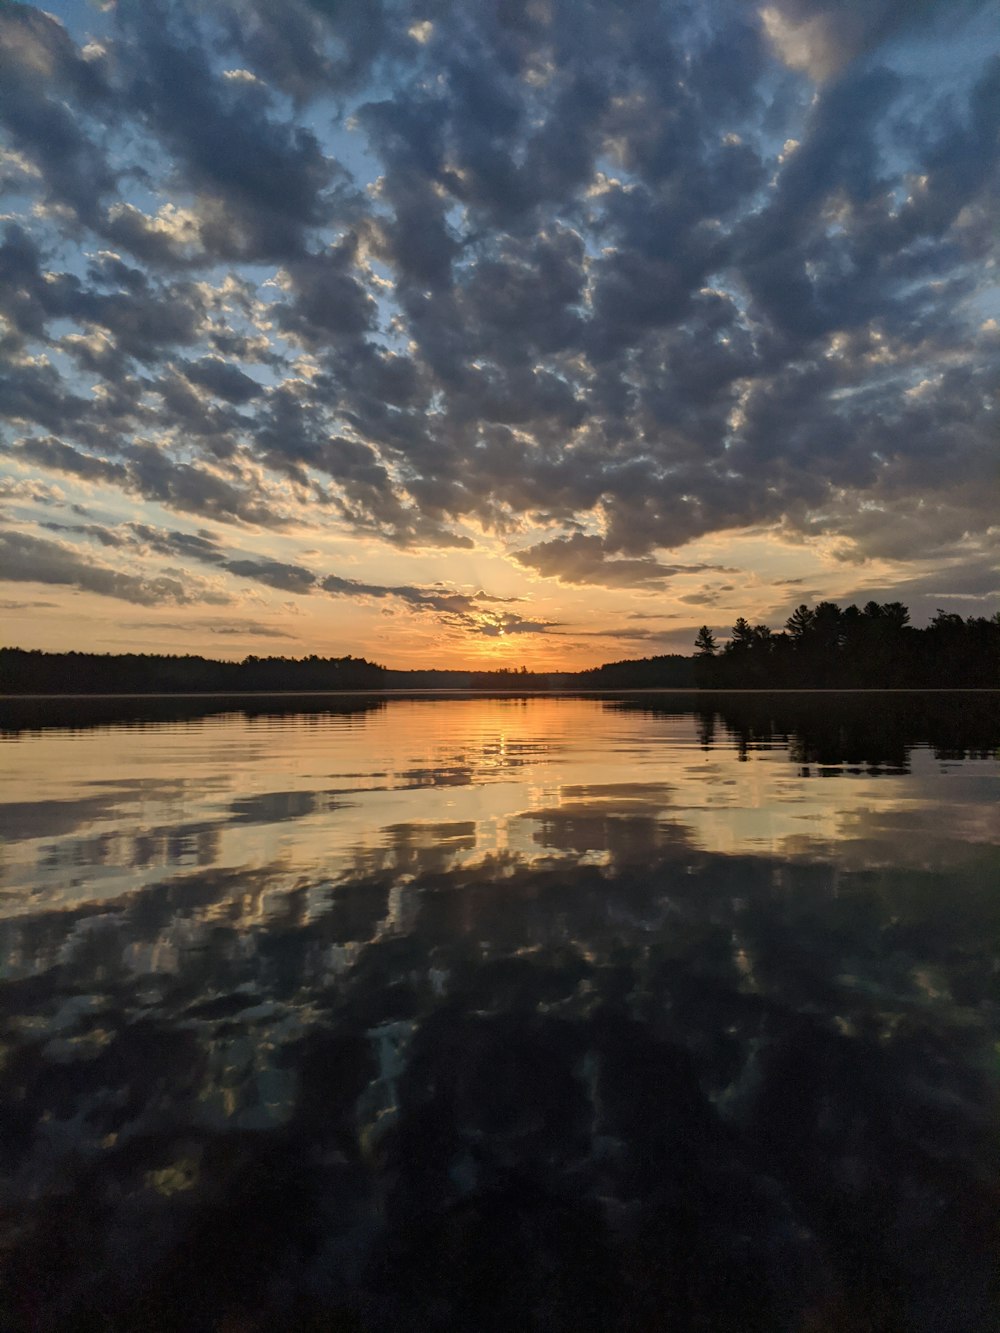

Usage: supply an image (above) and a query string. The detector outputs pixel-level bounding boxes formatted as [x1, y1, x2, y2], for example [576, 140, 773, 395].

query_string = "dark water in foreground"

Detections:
[1, 692, 998, 1331]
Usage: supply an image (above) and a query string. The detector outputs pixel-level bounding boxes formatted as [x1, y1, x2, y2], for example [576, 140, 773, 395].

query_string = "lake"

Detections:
[1, 692, 998, 1331]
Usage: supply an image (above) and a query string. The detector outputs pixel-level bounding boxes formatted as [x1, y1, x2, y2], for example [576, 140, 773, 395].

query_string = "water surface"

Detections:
[1, 693, 998, 1330]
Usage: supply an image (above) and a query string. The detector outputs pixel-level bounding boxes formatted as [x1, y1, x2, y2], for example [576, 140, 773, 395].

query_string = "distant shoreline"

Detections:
[3, 610, 998, 695]
[3, 688, 1000, 699]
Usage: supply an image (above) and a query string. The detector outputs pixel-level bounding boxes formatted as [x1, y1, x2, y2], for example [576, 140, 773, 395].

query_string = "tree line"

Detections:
[0, 649, 572, 694]
[0, 649, 388, 695]
[3, 606, 998, 696]
[695, 602, 1000, 688]
[579, 654, 695, 688]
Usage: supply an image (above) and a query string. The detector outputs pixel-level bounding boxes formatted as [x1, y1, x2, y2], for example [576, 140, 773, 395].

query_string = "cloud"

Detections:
[223, 558, 317, 595]
[3, 512, 553, 633]
[181, 357, 263, 404]
[0, 225, 209, 360]
[131, 618, 297, 640]
[568, 623, 703, 649]
[221, 0, 394, 101]
[15, 438, 292, 530]
[0, 0, 997, 633]
[38, 519, 229, 566]
[114, 2, 345, 262]
[0, 4, 115, 227]
[474, 612, 558, 638]
[759, 0, 985, 82]
[0, 529, 232, 607]
[128, 524, 229, 565]
[14, 437, 129, 487]
[833, 552, 1000, 627]
[26, 518, 323, 600]
[276, 241, 377, 343]
[320, 573, 556, 635]
[514, 533, 731, 588]
[208, 623, 296, 638]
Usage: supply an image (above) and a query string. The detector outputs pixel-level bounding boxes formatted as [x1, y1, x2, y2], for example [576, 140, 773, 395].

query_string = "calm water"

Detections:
[1, 692, 999, 1331]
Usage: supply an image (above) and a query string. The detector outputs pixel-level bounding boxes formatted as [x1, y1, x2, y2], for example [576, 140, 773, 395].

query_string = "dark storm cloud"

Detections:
[2, 0, 997, 594]
[0, 530, 232, 607]
[151, 369, 249, 450]
[250, 388, 380, 480]
[734, 68, 904, 341]
[444, 227, 588, 369]
[358, 97, 459, 294]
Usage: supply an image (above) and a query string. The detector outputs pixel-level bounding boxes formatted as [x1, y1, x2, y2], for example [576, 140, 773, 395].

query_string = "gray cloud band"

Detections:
[3, 518, 555, 633]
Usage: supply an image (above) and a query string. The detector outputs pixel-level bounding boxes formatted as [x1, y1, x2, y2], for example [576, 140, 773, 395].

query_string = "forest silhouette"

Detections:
[0, 647, 693, 694]
[695, 602, 999, 689]
[1, 600, 997, 695]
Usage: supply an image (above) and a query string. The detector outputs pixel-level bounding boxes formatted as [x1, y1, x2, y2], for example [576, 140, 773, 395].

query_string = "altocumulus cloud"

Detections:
[14, 516, 543, 632]
[0, 530, 232, 607]
[515, 533, 735, 588]
[0, 0, 997, 618]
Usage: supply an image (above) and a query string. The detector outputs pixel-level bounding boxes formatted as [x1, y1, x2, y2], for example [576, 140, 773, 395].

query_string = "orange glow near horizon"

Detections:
[0, 503, 982, 671]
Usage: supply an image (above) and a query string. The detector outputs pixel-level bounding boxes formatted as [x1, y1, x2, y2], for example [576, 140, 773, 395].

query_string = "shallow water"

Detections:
[1, 692, 998, 1330]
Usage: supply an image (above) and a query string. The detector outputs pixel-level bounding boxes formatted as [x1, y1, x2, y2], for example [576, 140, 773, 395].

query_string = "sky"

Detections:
[0, 0, 998, 670]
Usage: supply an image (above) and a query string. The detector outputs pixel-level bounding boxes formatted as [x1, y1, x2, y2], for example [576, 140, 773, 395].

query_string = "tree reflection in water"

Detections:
[0, 694, 997, 1330]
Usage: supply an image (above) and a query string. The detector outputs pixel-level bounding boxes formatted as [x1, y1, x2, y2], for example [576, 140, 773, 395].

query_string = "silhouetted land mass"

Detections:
[0, 648, 572, 695]
[578, 654, 696, 688]
[695, 601, 1000, 689]
[0, 648, 388, 695]
[2, 599, 997, 698]
[0, 647, 694, 695]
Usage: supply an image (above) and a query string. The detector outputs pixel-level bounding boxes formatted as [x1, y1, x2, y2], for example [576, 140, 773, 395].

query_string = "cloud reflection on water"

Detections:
[3, 693, 998, 917]
[0, 694, 998, 1329]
